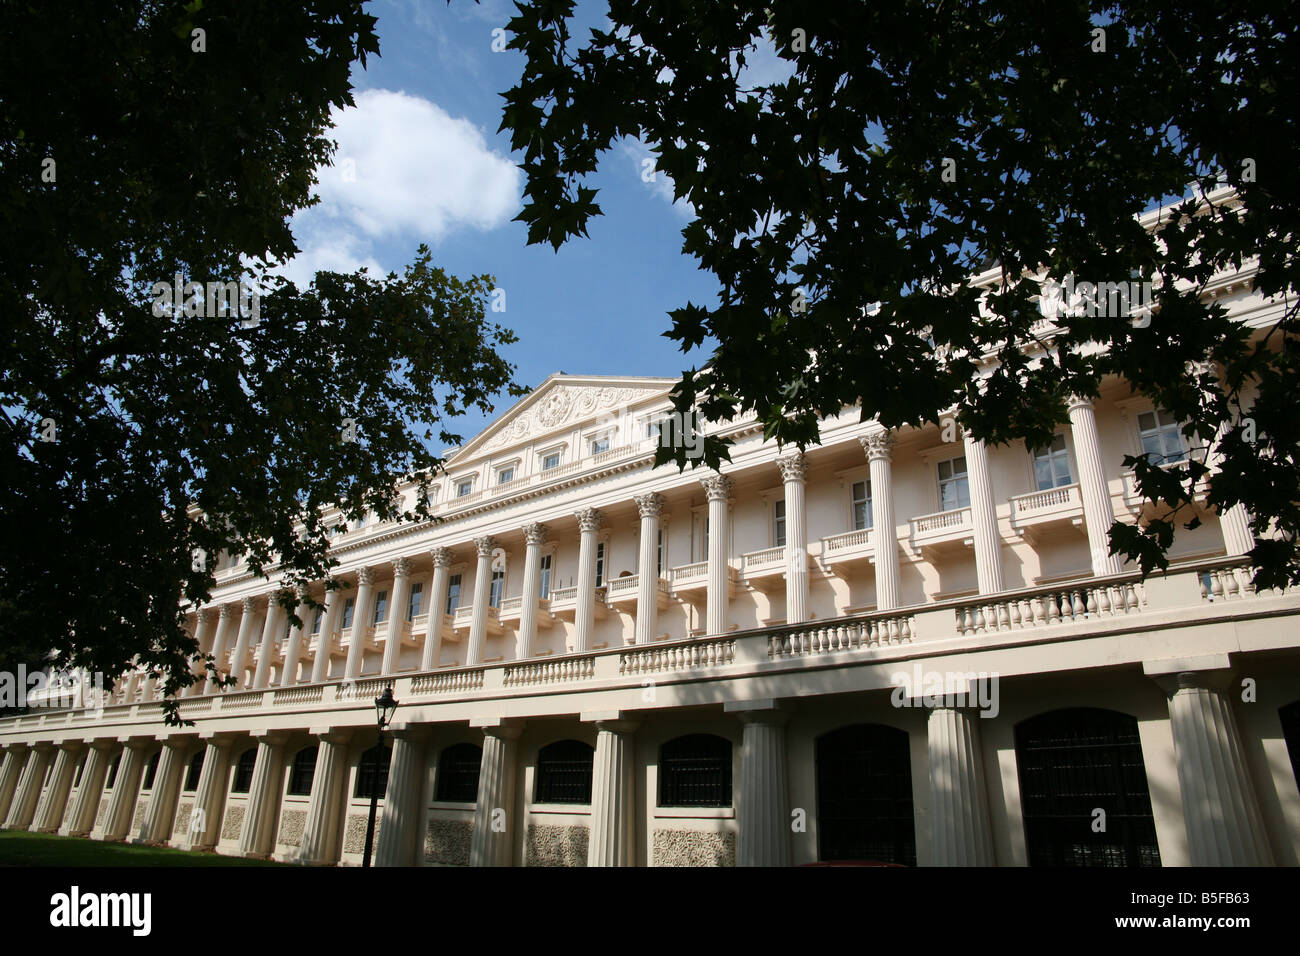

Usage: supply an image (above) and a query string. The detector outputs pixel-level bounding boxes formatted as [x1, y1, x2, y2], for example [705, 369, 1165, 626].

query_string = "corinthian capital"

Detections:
[431, 546, 452, 568]
[474, 535, 497, 558]
[700, 474, 733, 502]
[524, 522, 549, 546]
[634, 492, 665, 519]
[777, 451, 807, 482]
[393, 557, 412, 578]
[859, 431, 895, 462]
[575, 508, 603, 533]
[356, 566, 375, 586]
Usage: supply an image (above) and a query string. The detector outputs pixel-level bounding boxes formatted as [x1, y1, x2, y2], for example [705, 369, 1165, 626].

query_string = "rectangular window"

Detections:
[372, 589, 388, 625]
[489, 569, 504, 608]
[1137, 409, 1188, 465]
[310, 608, 322, 635]
[657, 529, 665, 575]
[937, 456, 971, 511]
[341, 596, 355, 630]
[539, 554, 552, 599]
[595, 542, 605, 587]
[456, 479, 473, 498]
[407, 582, 423, 621]
[1032, 434, 1073, 490]
[445, 574, 462, 614]
[590, 437, 611, 455]
[497, 467, 514, 485]
[852, 480, 873, 531]
[542, 452, 561, 471]
[773, 500, 787, 548]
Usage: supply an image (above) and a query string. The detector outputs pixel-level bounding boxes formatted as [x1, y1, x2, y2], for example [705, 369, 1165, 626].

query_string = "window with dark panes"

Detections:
[287, 746, 318, 797]
[435, 743, 483, 803]
[659, 734, 733, 807]
[534, 739, 594, 804]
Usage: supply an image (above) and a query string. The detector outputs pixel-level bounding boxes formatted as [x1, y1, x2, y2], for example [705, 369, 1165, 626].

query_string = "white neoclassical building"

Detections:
[2, 208, 1299, 868]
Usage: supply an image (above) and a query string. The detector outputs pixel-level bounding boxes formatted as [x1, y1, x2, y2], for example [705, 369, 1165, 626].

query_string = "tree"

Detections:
[0, 0, 520, 722]
[492, 0, 1299, 587]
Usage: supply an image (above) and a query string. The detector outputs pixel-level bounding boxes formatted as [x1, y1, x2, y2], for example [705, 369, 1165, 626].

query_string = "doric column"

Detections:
[237, 732, 287, 858]
[701, 474, 734, 635]
[32, 742, 82, 833]
[253, 593, 287, 689]
[204, 604, 237, 694]
[182, 736, 232, 851]
[0, 746, 29, 824]
[1162, 670, 1272, 864]
[227, 596, 262, 689]
[926, 705, 995, 865]
[730, 701, 791, 867]
[64, 741, 112, 837]
[587, 717, 638, 866]
[962, 432, 1004, 595]
[422, 548, 453, 671]
[467, 537, 496, 667]
[279, 588, 312, 687]
[4, 743, 52, 830]
[573, 509, 603, 653]
[310, 588, 343, 684]
[344, 567, 376, 680]
[777, 452, 810, 624]
[102, 739, 150, 841]
[298, 729, 352, 865]
[634, 493, 664, 645]
[860, 433, 901, 610]
[137, 737, 189, 844]
[470, 720, 522, 866]
[1066, 395, 1123, 576]
[517, 525, 548, 659]
[382, 558, 414, 675]
[375, 725, 429, 866]
[185, 609, 215, 697]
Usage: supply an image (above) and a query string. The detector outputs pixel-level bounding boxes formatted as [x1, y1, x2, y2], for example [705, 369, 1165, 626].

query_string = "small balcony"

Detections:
[740, 546, 787, 591]
[606, 573, 672, 609]
[907, 506, 973, 561]
[1008, 483, 1084, 544]
[339, 624, 380, 654]
[497, 594, 556, 628]
[451, 604, 502, 638]
[547, 585, 609, 620]
[819, 528, 875, 577]
[669, 561, 740, 599]
[377, 618, 422, 653]
[1120, 468, 1210, 516]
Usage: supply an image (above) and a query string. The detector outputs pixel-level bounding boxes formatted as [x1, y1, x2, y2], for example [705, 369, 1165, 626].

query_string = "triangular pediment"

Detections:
[449, 374, 675, 464]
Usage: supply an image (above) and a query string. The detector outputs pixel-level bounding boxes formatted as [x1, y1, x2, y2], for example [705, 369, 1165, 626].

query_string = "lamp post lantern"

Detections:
[362, 683, 398, 867]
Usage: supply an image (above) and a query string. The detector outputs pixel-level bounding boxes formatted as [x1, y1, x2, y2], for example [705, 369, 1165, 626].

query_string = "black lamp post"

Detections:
[362, 683, 399, 868]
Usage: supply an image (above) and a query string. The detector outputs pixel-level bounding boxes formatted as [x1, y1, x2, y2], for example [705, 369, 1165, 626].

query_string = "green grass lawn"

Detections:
[0, 830, 285, 866]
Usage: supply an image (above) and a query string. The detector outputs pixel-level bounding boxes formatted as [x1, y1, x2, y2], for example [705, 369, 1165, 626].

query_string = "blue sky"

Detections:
[279, 0, 723, 447]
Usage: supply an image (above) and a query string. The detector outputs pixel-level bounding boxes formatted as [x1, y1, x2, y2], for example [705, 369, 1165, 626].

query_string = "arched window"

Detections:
[435, 743, 482, 803]
[105, 754, 121, 791]
[535, 740, 594, 805]
[1279, 700, 1300, 791]
[659, 734, 732, 808]
[815, 724, 914, 865]
[355, 744, 391, 799]
[287, 746, 318, 797]
[183, 750, 204, 793]
[231, 747, 258, 794]
[1015, 708, 1160, 867]
[142, 750, 161, 791]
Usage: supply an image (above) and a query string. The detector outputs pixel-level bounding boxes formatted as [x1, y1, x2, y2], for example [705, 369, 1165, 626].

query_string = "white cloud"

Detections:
[276, 88, 521, 284]
[621, 138, 695, 219]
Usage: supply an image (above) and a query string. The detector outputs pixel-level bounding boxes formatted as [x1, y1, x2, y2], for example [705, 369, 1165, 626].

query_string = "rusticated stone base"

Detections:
[425, 819, 473, 866]
[651, 829, 736, 867]
[221, 804, 245, 841]
[525, 823, 589, 867]
[343, 813, 380, 855]
[277, 808, 307, 848]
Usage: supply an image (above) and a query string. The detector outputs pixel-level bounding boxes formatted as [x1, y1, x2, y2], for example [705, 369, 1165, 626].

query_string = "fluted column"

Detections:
[634, 494, 664, 645]
[859, 433, 901, 610]
[182, 736, 232, 851]
[422, 548, 453, 670]
[4, 744, 52, 830]
[702, 474, 734, 635]
[1164, 671, 1272, 864]
[1189, 363, 1257, 556]
[517, 525, 548, 659]
[0, 746, 29, 825]
[279, 588, 312, 687]
[102, 739, 149, 841]
[32, 742, 82, 833]
[185, 609, 215, 697]
[927, 705, 995, 865]
[344, 567, 376, 680]
[310, 589, 343, 684]
[777, 452, 810, 623]
[227, 596, 262, 689]
[573, 509, 603, 653]
[588, 718, 637, 866]
[137, 738, 189, 844]
[731, 703, 791, 866]
[470, 720, 521, 866]
[1067, 395, 1123, 576]
[382, 558, 414, 675]
[204, 604, 237, 694]
[64, 742, 112, 837]
[298, 729, 352, 865]
[962, 433, 1004, 595]
[375, 726, 429, 866]
[238, 732, 287, 858]
[253, 593, 287, 689]
[467, 537, 496, 667]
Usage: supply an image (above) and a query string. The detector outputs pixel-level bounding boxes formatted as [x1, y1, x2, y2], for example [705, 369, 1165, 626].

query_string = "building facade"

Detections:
[2, 242, 1299, 868]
